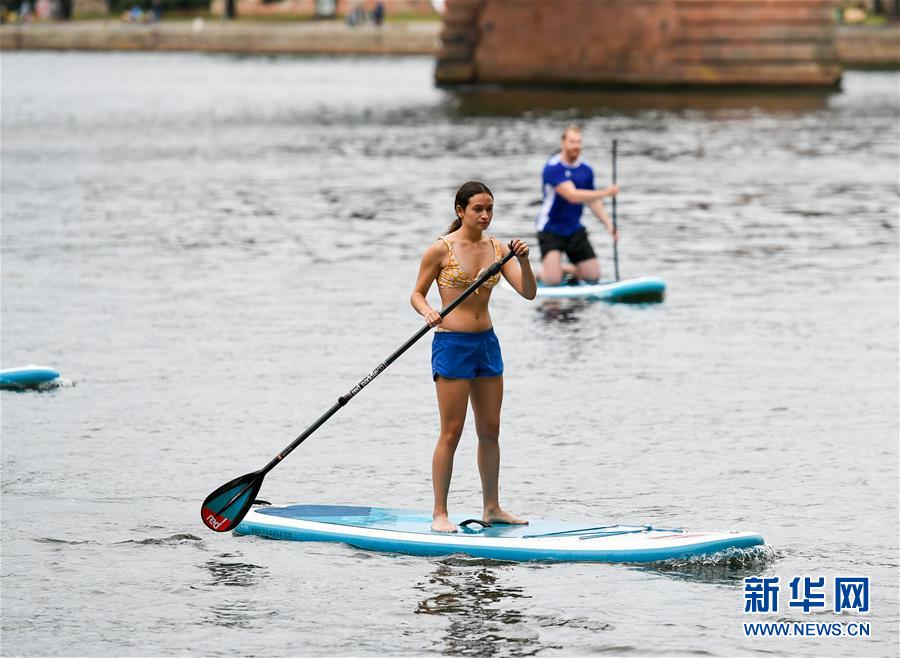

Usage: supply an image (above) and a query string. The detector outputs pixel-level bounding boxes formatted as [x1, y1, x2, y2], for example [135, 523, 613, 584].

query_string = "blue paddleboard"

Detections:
[536, 276, 666, 302]
[235, 504, 763, 563]
[0, 364, 60, 389]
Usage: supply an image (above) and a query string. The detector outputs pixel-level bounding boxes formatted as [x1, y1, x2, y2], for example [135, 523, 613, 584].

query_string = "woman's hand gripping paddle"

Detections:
[201, 247, 517, 532]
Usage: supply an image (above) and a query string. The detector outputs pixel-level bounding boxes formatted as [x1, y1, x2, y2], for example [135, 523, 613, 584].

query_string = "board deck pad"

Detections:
[234, 504, 764, 563]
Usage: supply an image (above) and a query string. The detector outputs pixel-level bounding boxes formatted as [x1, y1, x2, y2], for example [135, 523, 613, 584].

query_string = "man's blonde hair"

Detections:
[561, 124, 582, 139]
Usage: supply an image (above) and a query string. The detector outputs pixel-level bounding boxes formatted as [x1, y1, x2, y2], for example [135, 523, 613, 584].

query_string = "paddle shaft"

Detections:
[215, 248, 517, 516]
[210, 251, 515, 519]
[612, 139, 620, 281]
[265, 249, 514, 471]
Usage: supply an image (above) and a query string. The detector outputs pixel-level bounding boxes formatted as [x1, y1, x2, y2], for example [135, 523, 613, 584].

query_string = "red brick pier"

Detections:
[436, 0, 844, 87]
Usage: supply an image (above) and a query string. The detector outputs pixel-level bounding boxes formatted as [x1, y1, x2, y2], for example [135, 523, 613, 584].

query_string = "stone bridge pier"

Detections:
[436, 0, 841, 88]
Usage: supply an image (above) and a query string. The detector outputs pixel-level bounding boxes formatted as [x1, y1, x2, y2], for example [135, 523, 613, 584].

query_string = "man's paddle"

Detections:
[611, 139, 620, 281]
[201, 246, 517, 532]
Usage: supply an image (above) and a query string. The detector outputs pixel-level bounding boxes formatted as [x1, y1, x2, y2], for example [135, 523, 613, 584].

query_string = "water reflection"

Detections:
[198, 555, 274, 629]
[415, 562, 546, 656]
[535, 298, 658, 323]
[450, 87, 833, 117]
[536, 299, 591, 324]
[202, 599, 277, 630]
[202, 555, 268, 588]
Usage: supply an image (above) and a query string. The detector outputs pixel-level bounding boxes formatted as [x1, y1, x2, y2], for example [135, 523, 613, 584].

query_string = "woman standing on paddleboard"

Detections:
[411, 181, 537, 533]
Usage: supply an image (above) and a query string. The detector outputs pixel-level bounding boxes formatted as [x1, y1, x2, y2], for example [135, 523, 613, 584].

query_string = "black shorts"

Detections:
[537, 227, 596, 264]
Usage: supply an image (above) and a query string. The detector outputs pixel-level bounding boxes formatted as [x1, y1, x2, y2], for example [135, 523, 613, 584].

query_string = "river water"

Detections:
[1, 53, 897, 657]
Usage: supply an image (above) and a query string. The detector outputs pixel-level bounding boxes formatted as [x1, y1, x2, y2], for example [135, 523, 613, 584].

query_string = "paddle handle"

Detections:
[612, 139, 620, 282]
[261, 248, 516, 474]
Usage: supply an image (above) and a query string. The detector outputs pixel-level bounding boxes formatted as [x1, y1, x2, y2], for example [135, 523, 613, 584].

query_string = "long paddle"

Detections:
[201, 246, 517, 532]
[611, 139, 620, 281]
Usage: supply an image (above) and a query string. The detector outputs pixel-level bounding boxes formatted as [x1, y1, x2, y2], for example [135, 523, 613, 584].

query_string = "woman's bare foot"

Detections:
[483, 508, 528, 525]
[431, 515, 458, 533]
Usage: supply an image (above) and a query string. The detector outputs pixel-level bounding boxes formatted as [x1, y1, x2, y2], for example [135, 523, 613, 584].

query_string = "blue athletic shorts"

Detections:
[432, 328, 504, 381]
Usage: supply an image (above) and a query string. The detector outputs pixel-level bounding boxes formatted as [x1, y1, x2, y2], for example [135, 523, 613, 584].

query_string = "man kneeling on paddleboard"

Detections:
[537, 124, 619, 285]
[411, 181, 536, 533]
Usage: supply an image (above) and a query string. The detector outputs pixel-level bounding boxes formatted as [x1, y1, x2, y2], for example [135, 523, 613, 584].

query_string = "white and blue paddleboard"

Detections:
[234, 504, 763, 563]
[536, 276, 666, 303]
[0, 364, 60, 389]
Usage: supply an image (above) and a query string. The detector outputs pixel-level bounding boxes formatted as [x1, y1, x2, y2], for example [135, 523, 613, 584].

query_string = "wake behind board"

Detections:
[0, 365, 60, 389]
[234, 504, 763, 563]
[536, 276, 666, 303]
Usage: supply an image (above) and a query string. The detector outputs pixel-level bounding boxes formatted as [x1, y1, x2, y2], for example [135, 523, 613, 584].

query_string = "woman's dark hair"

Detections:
[446, 181, 494, 234]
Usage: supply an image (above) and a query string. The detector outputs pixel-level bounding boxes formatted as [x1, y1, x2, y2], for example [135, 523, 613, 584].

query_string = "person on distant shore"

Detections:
[372, 0, 384, 25]
[17, 0, 31, 22]
[35, 0, 50, 20]
[121, 4, 142, 22]
[536, 124, 619, 285]
[346, 0, 364, 26]
[411, 181, 536, 533]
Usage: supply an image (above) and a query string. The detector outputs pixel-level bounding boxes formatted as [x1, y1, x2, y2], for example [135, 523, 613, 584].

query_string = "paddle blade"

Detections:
[200, 471, 264, 532]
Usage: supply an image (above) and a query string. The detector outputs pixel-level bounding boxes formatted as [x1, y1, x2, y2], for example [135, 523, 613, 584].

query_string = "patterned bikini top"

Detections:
[436, 235, 503, 292]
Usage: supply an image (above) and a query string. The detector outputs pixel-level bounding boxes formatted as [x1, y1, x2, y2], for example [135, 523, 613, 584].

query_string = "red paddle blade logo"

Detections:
[202, 507, 232, 532]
